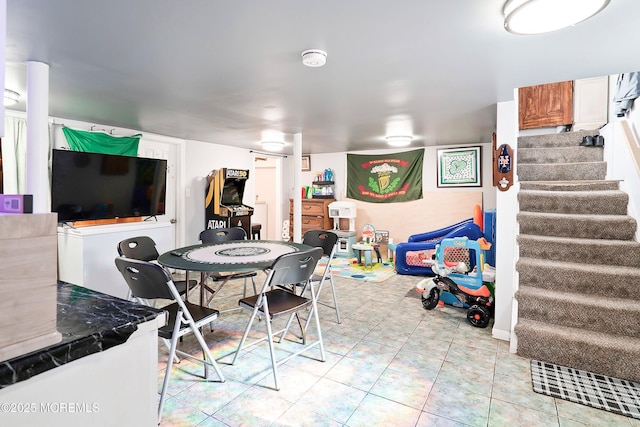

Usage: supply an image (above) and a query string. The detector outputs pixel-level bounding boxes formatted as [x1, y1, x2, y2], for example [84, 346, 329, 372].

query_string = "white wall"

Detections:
[283, 143, 497, 242]
[254, 157, 278, 239]
[291, 145, 496, 209]
[183, 140, 255, 246]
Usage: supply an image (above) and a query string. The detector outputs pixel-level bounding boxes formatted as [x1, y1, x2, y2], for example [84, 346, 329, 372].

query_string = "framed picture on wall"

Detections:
[301, 155, 311, 171]
[437, 146, 482, 187]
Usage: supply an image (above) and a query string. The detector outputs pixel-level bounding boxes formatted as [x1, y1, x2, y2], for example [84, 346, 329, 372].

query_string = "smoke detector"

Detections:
[301, 49, 327, 67]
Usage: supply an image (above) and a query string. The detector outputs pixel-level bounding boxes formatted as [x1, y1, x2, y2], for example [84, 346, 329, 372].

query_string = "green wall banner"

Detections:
[347, 148, 424, 203]
[62, 127, 141, 156]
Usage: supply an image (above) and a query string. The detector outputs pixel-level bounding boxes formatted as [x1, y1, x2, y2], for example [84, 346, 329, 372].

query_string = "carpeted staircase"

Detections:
[514, 129, 640, 383]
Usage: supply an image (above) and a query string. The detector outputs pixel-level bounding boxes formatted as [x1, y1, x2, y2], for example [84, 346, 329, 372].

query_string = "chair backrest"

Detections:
[199, 227, 247, 243]
[117, 236, 159, 262]
[302, 230, 338, 258]
[266, 247, 323, 288]
[114, 257, 175, 301]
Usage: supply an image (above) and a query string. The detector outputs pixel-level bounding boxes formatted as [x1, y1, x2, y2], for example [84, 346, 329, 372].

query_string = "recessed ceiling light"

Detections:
[301, 49, 327, 67]
[503, 0, 611, 35]
[261, 140, 285, 152]
[386, 136, 412, 147]
[4, 89, 20, 106]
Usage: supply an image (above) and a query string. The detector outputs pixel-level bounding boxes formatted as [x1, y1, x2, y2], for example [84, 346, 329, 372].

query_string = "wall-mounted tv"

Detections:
[51, 149, 167, 222]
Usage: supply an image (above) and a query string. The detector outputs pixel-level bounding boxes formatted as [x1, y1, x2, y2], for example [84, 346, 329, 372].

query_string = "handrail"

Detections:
[620, 120, 640, 176]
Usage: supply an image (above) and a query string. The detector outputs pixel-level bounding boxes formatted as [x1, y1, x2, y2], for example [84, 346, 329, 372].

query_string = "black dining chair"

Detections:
[198, 227, 258, 305]
[199, 227, 247, 243]
[230, 247, 325, 390]
[114, 257, 225, 423]
[117, 236, 196, 299]
[302, 230, 341, 324]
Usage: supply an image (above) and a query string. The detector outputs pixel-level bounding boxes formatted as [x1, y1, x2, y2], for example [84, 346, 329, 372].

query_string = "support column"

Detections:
[293, 133, 302, 243]
[0, 0, 6, 137]
[26, 61, 50, 213]
[495, 97, 519, 348]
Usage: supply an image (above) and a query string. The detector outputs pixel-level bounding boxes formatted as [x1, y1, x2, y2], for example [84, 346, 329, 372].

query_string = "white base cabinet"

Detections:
[57, 221, 174, 299]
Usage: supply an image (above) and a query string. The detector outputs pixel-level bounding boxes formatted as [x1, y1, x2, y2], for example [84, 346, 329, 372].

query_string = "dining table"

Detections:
[158, 239, 311, 306]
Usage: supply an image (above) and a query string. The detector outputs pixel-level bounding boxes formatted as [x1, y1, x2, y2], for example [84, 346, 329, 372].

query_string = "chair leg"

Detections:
[313, 268, 341, 324]
[327, 273, 341, 324]
[308, 284, 326, 362]
[158, 312, 182, 422]
[251, 276, 257, 295]
[187, 318, 225, 383]
[241, 276, 258, 298]
[260, 299, 281, 390]
[279, 311, 305, 344]
[231, 301, 262, 365]
[161, 338, 180, 363]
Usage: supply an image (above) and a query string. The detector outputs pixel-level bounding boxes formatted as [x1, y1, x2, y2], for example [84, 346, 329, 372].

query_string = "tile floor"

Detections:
[158, 272, 639, 427]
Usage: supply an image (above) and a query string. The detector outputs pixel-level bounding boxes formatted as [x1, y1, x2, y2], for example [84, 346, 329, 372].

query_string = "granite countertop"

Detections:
[0, 282, 164, 388]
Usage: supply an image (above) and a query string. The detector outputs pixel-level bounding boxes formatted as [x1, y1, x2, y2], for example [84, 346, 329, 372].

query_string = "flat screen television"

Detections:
[51, 149, 167, 222]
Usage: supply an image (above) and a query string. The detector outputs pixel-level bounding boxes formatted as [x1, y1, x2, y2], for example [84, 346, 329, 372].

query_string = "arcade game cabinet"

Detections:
[205, 168, 254, 236]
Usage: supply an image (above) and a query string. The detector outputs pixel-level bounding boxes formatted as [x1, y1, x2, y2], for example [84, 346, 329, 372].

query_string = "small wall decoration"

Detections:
[492, 132, 514, 192]
[437, 146, 482, 187]
[301, 155, 311, 171]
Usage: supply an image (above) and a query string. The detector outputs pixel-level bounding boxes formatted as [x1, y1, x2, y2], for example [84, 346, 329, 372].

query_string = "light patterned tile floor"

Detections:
[158, 272, 637, 427]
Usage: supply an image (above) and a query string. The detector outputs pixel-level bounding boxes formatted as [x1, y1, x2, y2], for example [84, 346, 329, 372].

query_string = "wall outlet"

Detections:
[0, 195, 34, 213]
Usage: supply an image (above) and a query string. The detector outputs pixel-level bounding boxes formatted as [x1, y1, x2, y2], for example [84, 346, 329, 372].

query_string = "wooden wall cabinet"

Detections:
[518, 81, 573, 130]
[289, 198, 335, 238]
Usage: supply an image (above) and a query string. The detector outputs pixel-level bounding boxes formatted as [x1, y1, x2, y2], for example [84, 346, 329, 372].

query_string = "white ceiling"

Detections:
[5, 0, 640, 154]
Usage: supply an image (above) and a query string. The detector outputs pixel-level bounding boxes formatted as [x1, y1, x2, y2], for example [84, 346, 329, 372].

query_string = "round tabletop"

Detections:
[351, 243, 374, 251]
[158, 240, 311, 273]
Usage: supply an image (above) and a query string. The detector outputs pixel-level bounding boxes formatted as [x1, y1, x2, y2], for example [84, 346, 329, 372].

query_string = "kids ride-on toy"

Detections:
[415, 237, 494, 328]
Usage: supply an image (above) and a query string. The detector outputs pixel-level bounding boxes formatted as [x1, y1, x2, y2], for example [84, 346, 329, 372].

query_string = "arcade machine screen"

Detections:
[221, 179, 243, 205]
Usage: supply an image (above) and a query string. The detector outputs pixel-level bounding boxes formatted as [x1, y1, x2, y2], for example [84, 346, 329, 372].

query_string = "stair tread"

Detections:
[518, 190, 628, 203]
[516, 319, 640, 382]
[516, 318, 640, 346]
[518, 233, 640, 246]
[518, 130, 598, 148]
[519, 161, 606, 167]
[517, 257, 640, 275]
[519, 189, 626, 196]
[518, 147, 602, 151]
[518, 211, 635, 221]
[520, 180, 621, 184]
[517, 285, 640, 311]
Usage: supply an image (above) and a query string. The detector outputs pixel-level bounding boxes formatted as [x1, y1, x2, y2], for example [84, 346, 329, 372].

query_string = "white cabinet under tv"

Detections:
[57, 221, 174, 299]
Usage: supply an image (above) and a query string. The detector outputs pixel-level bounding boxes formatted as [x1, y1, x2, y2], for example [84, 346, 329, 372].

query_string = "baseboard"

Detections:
[492, 327, 511, 342]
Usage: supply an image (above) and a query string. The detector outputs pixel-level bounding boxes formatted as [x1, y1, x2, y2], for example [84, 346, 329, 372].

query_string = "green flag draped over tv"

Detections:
[62, 127, 141, 156]
[347, 149, 424, 203]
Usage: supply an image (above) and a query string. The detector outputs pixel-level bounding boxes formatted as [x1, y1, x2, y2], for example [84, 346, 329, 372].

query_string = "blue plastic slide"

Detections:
[394, 219, 484, 275]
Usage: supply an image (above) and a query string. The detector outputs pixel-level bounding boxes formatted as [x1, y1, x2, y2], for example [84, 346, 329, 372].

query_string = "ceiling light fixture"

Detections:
[503, 0, 610, 35]
[4, 89, 20, 106]
[301, 49, 327, 67]
[386, 135, 412, 147]
[261, 140, 285, 152]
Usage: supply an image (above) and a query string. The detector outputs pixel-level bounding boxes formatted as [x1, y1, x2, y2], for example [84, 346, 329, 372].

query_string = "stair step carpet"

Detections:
[515, 130, 640, 382]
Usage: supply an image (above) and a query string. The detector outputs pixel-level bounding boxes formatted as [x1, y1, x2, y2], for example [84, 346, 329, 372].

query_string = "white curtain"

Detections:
[2, 116, 28, 194]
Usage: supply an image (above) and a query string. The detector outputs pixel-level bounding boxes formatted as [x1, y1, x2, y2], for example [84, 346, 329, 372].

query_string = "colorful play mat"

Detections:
[316, 257, 396, 283]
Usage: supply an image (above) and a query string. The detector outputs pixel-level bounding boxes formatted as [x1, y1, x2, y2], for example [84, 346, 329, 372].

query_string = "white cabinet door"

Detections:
[573, 76, 609, 131]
